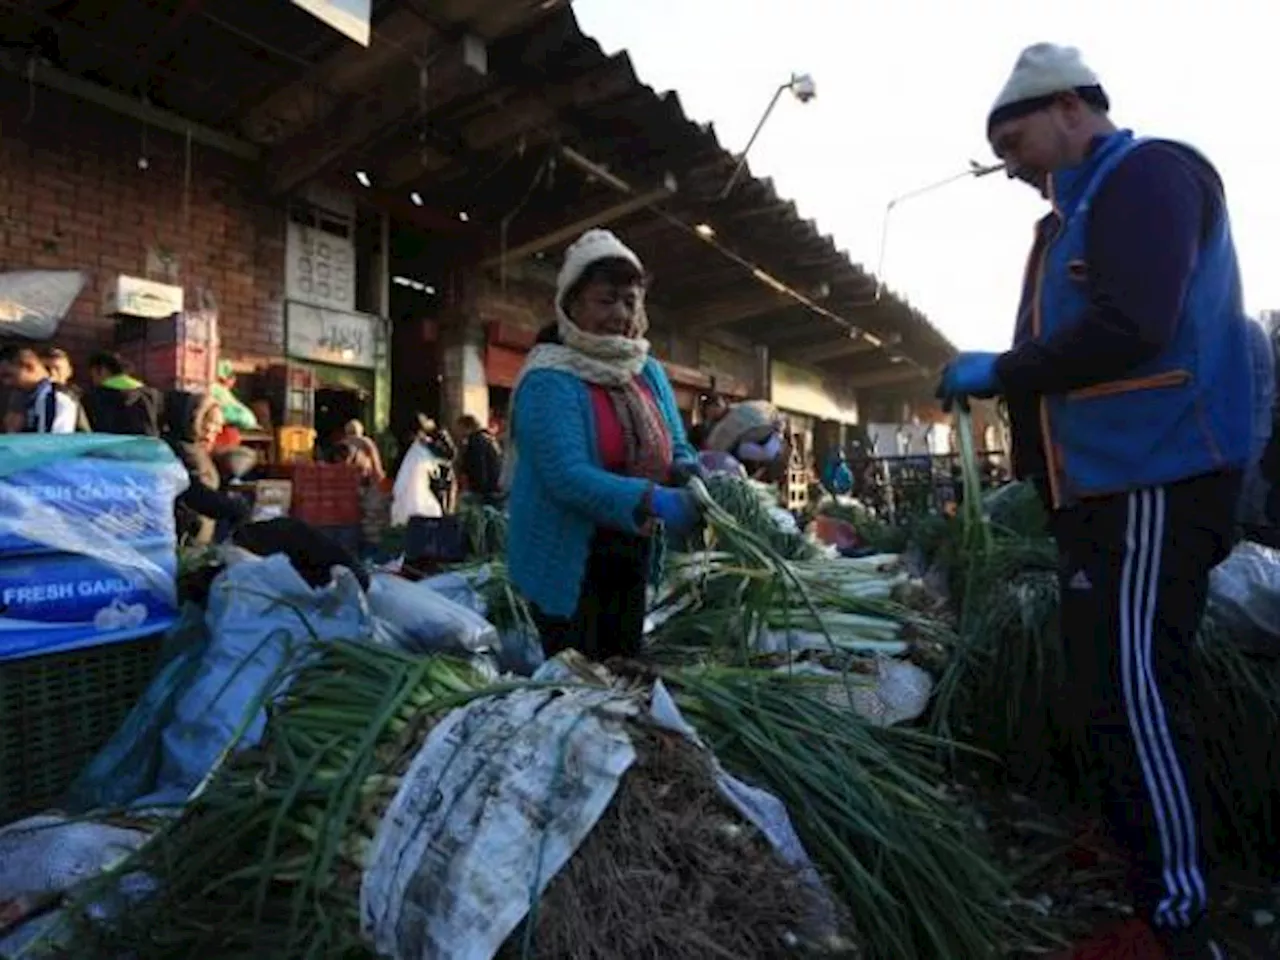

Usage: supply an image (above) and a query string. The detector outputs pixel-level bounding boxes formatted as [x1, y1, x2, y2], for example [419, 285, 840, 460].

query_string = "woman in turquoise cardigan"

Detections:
[503, 229, 701, 660]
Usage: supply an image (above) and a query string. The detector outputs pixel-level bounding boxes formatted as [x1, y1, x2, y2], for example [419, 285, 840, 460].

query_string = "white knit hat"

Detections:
[555, 228, 644, 313]
[988, 43, 1104, 132]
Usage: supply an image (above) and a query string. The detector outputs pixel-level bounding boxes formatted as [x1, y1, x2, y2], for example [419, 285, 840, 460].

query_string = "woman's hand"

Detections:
[650, 486, 701, 535]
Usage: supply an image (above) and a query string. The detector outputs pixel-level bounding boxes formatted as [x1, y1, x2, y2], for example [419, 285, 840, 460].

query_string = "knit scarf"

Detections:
[501, 307, 669, 490]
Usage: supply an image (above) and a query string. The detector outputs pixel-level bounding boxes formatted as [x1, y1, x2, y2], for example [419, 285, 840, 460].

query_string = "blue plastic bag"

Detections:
[0, 435, 188, 662]
[64, 606, 209, 813]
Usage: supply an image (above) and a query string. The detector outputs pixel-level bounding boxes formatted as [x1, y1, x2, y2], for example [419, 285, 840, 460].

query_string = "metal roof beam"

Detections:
[786, 336, 882, 365]
[481, 176, 677, 268]
[381, 55, 639, 188]
[240, 5, 439, 144]
[267, 34, 489, 196]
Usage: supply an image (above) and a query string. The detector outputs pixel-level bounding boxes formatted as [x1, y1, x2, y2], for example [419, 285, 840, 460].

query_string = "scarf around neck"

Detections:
[500, 308, 670, 490]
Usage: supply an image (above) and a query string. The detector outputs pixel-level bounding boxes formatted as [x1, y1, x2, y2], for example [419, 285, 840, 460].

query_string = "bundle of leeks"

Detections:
[647, 473, 945, 663]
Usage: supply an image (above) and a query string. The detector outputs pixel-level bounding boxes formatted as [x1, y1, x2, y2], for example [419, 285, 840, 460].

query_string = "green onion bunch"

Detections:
[67, 640, 492, 960]
[668, 668, 1060, 959]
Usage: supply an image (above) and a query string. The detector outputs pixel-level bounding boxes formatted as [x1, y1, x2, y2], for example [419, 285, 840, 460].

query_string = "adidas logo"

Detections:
[1067, 569, 1093, 591]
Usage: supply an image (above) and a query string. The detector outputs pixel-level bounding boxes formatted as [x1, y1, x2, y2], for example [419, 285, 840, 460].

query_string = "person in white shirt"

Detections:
[0, 346, 81, 433]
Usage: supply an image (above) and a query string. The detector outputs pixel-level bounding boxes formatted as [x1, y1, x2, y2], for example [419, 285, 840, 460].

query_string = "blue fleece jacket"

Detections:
[505, 357, 696, 617]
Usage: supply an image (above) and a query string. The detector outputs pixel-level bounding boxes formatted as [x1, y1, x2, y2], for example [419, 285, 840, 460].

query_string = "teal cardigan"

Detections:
[505, 357, 696, 617]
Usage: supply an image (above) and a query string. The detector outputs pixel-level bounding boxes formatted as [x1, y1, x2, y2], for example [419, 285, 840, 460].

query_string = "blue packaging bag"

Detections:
[0, 545, 179, 661]
[0, 458, 179, 556]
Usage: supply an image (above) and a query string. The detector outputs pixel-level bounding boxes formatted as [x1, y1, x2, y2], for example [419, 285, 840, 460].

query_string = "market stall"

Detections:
[1, 414, 1277, 959]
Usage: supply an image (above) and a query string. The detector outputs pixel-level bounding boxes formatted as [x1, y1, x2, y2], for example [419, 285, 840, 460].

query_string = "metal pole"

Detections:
[718, 81, 789, 201]
[872, 161, 1005, 301]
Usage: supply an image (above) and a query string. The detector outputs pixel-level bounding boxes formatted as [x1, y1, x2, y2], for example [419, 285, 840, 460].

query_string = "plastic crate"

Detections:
[114, 312, 218, 347]
[277, 426, 317, 463]
[117, 341, 217, 391]
[0, 635, 163, 822]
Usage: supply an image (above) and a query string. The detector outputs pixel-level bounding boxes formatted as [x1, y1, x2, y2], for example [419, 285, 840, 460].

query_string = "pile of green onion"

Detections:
[67, 641, 492, 959]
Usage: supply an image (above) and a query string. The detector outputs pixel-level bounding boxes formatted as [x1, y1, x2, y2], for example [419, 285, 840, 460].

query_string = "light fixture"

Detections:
[718, 72, 817, 200]
[410, 191, 424, 206]
[355, 171, 372, 188]
[458, 211, 470, 222]
[694, 222, 716, 240]
[392, 275, 437, 295]
[862, 333, 884, 348]
[789, 73, 817, 104]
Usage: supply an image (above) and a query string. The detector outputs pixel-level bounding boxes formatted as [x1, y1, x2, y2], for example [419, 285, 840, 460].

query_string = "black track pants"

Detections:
[1050, 470, 1239, 930]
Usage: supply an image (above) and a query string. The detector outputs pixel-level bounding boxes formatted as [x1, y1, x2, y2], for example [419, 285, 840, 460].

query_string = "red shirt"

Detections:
[588, 380, 660, 474]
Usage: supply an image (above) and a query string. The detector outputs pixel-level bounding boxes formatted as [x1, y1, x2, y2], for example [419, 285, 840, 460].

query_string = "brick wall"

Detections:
[0, 78, 285, 368]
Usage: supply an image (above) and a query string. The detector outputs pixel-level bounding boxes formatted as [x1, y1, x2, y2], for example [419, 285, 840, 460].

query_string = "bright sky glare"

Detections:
[574, 0, 1279, 351]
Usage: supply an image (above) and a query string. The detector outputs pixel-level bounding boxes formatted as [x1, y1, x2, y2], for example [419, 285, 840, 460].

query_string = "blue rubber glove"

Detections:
[650, 486, 700, 536]
[936, 352, 1001, 411]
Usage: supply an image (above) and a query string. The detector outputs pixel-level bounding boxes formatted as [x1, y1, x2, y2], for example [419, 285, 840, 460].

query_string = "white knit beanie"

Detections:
[988, 43, 1104, 133]
[555, 228, 644, 314]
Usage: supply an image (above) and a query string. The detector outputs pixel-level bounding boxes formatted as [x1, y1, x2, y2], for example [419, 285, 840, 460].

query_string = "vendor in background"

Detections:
[503, 228, 702, 661]
[688, 392, 730, 449]
[1238, 317, 1275, 535]
[337, 418, 385, 483]
[161, 390, 249, 544]
[416, 414, 457, 513]
[455, 414, 504, 506]
[705, 399, 788, 482]
[0, 344, 84, 433]
[38, 347, 77, 397]
[81, 351, 163, 437]
[821, 447, 854, 497]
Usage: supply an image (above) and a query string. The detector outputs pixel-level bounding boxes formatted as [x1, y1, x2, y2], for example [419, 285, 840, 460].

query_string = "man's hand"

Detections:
[936, 352, 1001, 411]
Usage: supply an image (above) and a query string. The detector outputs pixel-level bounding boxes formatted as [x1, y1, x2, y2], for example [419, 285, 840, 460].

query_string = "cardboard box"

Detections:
[104, 275, 184, 319]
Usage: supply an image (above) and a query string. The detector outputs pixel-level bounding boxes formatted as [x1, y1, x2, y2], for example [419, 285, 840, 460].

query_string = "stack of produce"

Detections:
[67, 642, 490, 958]
[648, 473, 939, 665]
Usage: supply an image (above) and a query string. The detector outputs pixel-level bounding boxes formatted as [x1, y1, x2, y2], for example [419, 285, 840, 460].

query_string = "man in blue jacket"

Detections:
[937, 43, 1253, 958]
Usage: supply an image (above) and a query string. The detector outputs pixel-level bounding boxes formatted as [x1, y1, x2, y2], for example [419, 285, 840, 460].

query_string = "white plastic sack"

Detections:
[417, 570, 489, 614]
[0, 816, 156, 959]
[143, 554, 373, 806]
[360, 685, 639, 960]
[366, 572, 499, 656]
[391, 443, 444, 526]
[771, 660, 933, 727]
[0, 270, 85, 340]
[1208, 541, 1280, 655]
[0, 815, 149, 904]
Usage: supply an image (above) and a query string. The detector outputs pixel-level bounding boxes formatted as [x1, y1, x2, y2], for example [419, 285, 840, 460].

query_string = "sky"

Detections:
[573, 0, 1279, 352]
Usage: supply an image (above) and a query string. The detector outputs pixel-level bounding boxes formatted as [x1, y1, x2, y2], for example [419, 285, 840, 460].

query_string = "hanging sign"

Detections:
[292, 0, 371, 47]
[286, 301, 380, 370]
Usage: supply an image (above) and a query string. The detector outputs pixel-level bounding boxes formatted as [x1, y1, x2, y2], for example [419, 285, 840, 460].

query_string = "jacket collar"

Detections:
[1047, 129, 1134, 216]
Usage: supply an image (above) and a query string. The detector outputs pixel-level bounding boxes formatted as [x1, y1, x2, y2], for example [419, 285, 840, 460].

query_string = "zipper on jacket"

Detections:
[1032, 181, 1064, 510]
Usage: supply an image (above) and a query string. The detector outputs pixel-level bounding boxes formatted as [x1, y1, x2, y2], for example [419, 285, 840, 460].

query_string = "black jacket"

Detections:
[162, 390, 247, 543]
[460, 430, 503, 498]
[82, 383, 164, 437]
